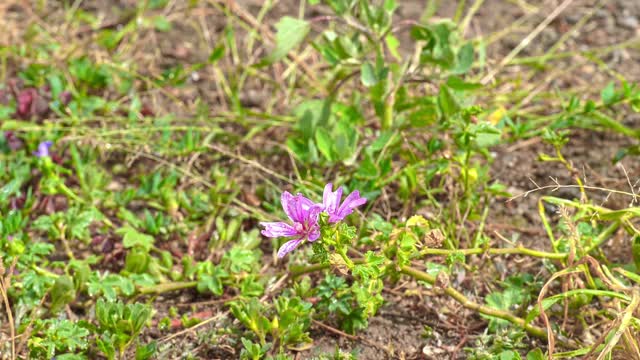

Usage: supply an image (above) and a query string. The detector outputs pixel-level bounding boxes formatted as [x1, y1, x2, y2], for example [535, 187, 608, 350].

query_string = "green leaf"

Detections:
[356, 154, 378, 179]
[360, 62, 378, 87]
[71, 262, 91, 292]
[149, 0, 169, 8]
[263, 17, 310, 64]
[438, 85, 460, 117]
[97, 334, 116, 360]
[135, 342, 157, 360]
[293, 99, 332, 140]
[446, 76, 482, 91]
[633, 235, 640, 270]
[453, 42, 474, 74]
[124, 247, 151, 274]
[473, 124, 502, 148]
[500, 350, 522, 360]
[385, 34, 401, 60]
[208, 44, 225, 63]
[47, 74, 65, 98]
[117, 226, 155, 251]
[69, 207, 104, 241]
[601, 81, 616, 105]
[50, 275, 76, 313]
[315, 127, 334, 161]
[526, 348, 545, 360]
[152, 16, 172, 32]
[0, 105, 13, 120]
[223, 247, 258, 273]
[196, 264, 228, 295]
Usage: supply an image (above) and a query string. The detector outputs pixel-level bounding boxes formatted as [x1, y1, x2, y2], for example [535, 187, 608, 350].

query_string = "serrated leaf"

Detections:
[224, 247, 257, 273]
[135, 341, 157, 360]
[124, 248, 151, 274]
[51, 275, 76, 313]
[117, 226, 155, 251]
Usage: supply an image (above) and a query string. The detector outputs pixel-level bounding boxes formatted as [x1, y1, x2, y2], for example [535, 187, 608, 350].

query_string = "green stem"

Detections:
[289, 263, 328, 278]
[382, 92, 394, 130]
[57, 182, 84, 204]
[399, 265, 548, 340]
[32, 265, 60, 278]
[338, 248, 355, 269]
[453, 0, 466, 23]
[584, 221, 620, 254]
[30, 266, 199, 296]
[590, 111, 639, 139]
[138, 281, 197, 295]
[419, 246, 567, 260]
[290, 257, 367, 278]
[290, 260, 548, 341]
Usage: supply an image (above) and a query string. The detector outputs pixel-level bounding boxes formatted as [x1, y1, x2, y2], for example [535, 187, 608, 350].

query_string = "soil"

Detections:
[2, 0, 640, 359]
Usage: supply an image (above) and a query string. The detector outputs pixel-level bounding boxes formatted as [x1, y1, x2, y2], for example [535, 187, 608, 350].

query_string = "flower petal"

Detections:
[260, 221, 298, 238]
[299, 195, 315, 211]
[281, 192, 314, 223]
[333, 190, 367, 222]
[322, 183, 342, 215]
[281, 191, 297, 221]
[308, 204, 322, 222]
[35, 141, 52, 158]
[277, 238, 303, 258]
[308, 226, 320, 242]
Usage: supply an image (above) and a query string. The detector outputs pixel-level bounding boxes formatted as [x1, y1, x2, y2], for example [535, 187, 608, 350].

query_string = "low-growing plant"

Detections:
[2, 0, 640, 358]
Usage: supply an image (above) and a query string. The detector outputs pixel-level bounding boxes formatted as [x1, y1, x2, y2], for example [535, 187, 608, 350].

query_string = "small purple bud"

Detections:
[34, 141, 53, 158]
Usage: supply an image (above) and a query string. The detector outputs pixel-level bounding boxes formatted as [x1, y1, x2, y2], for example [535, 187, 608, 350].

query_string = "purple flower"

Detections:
[260, 191, 322, 258]
[34, 141, 53, 158]
[322, 183, 367, 223]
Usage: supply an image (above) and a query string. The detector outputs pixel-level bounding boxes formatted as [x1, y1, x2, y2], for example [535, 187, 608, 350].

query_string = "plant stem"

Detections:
[289, 263, 328, 278]
[138, 281, 197, 295]
[399, 265, 549, 340]
[289, 258, 366, 278]
[419, 245, 567, 259]
[290, 260, 549, 341]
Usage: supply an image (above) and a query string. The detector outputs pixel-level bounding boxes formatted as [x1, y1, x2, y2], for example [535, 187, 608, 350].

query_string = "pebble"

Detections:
[566, 14, 580, 25]
[618, 15, 639, 30]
